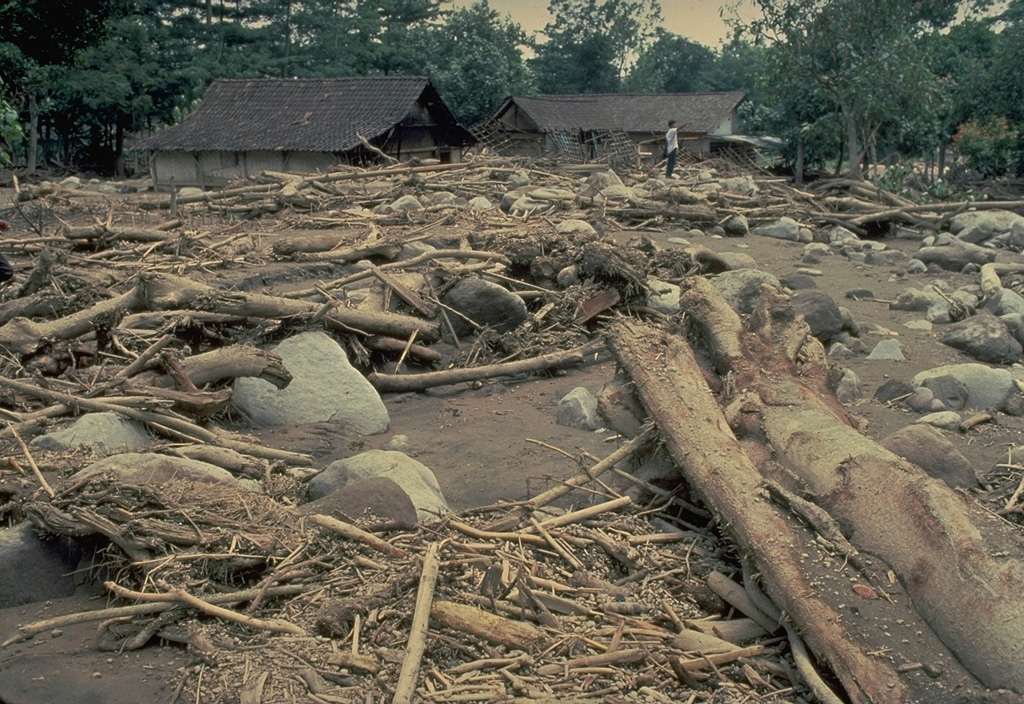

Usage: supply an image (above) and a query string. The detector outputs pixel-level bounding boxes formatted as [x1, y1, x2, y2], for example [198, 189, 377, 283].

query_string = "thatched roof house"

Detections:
[483, 92, 746, 163]
[146, 77, 475, 189]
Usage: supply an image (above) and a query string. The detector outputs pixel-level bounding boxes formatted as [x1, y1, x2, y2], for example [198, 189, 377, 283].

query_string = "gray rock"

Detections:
[556, 387, 603, 431]
[904, 319, 934, 332]
[915, 411, 964, 431]
[722, 214, 749, 237]
[881, 425, 978, 488]
[387, 194, 423, 212]
[31, 412, 150, 455]
[383, 434, 411, 451]
[309, 450, 448, 522]
[531, 187, 576, 202]
[467, 196, 495, 212]
[1001, 312, 1024, 346]
[827, 342, 856, 359]
[949, 210, 1024, 245]
[866, 339, 905, 361]
[557, 265, 579, 288]
[919, 375, 969, 410]
[905, 387, 937, 413]
[865, 249, 909, 267]
[832, 331, 868, 353]
[710, 269, 781, 314]
[790, 290, 845, 343]
[0, 524, 81, 607]
[299, 476, 418, 530]
[442, 277, 528, 335]
[752, 216, 802, 242]
[906, 259, 928, 274]
[985, 288, 1024, 317]
[874, 379, 914, 404]
[397, 242, 436, 260]
[890, 288, 942, 312]
[556, 219, 597, 236]
[647, 278, 681, 314]
[915, 239, 998, 271]
[912, 363, 1016, 410]
[834, 369, 862, 403]
[939, 310, 1023, 364]
[827, 226, 860, 244]
[73, 452, 239, 486]
[714, 251, 757, 270]
[234, 331, 388, 433]
[780, 273, 817, 290]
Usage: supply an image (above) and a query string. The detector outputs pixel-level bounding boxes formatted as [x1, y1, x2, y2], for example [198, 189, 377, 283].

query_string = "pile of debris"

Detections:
[2, 155, 1024, 703]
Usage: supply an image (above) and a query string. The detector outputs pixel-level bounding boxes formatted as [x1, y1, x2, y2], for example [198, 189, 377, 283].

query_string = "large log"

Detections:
[675, 276, 1024, 694]
[609, 320, 987, 704]
[0, 273, 440, 356]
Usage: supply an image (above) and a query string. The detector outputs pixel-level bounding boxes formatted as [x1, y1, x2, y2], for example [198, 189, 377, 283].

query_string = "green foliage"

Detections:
[952, 117, 1020, 177]
[426, 1, 534, 125]
[625, 29, 715, 93]
[531, 0, 661, 93]
[0, 82, 23, 166]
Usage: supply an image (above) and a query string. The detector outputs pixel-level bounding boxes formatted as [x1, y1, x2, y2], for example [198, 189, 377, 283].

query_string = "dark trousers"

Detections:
[0, 253, 12, 283]
[666, 149, 678, 178]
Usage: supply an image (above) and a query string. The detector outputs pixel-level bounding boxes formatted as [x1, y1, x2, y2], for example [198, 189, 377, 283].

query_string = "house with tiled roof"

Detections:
[146, 77, 475, 189]
[483, 92, 746, 164]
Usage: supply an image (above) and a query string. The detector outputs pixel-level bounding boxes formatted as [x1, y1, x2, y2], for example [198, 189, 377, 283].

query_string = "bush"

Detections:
[952, 117, 1019, 178]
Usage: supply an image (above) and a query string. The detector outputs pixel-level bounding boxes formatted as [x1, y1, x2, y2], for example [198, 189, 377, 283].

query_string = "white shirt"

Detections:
[666, 127, 678, 153]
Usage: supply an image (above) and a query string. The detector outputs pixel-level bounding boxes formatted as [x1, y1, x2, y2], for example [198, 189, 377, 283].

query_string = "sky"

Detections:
[446, 1, 760, 49]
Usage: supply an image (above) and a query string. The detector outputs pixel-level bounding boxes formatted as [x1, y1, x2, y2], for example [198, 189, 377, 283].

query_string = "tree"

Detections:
[0, 0, 133, 172]
[743, 0, 973, 179]
[531, 0, 662, 94]
[426, 1, 533, 125]
[625, 29, 715, 93]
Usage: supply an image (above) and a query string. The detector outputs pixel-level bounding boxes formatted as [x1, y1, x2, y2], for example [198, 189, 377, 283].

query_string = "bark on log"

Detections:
[0, 273, 439, 356]
[141, 345, 291, 390]
[675, 276, 1024, 694]
[65, 224, 178, 244]
[608, 319, 981, 704]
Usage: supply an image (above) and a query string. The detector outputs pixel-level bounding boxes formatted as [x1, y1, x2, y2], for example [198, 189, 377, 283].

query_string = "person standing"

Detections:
[665, 120, 679, 179]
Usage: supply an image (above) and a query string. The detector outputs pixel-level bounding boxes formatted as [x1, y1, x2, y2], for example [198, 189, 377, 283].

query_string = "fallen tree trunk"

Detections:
[609, 319, 985, 704]
[674, 276, 1024, 694]
[0, 273, 440, 356]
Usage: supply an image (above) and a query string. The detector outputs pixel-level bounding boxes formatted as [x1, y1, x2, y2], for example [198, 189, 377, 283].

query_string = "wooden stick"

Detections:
[2, 584, 308, 648]
[368, 341, 605, 393]
[393, 542, 442, 704]
[173, 588, 305, 635]
[535, 649, 646, 676]
[528, 517, 583, 570]
[8, 422, 53, 497]
[673, 644, 768, 672]
[308, 513, 409, 558]
[530, 495, 632, 532]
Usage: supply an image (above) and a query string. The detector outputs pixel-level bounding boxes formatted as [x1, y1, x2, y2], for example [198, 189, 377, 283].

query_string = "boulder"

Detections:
[72, 452, 240, 486]
[441, 277, 528, 336]
[646, 278, 681, 315]
[866, 339, 905, 361]
[721, 214, 749, 237]
[752, 217, 804, 242]
[308, 450, 449, 522]
[0, 524, 81, 607]
[556, 387, 603, 431]
[939, 310, 1023, 364]
[912, 363, 1017, 410]
[31, 412, 150, 456]
[299, 476, 418, 530]
[234, 331, 389, 433]
[789, 290, 845, 343]
[881, 425, 978, 489]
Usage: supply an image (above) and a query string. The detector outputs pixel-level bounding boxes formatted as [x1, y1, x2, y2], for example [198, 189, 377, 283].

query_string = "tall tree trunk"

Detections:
[844, 110, 861, 179]
[938, 141, 948, 181]
[795, 134, 804, 186]
[114, 116, 125, 178]
[27, 93, 38, 175]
